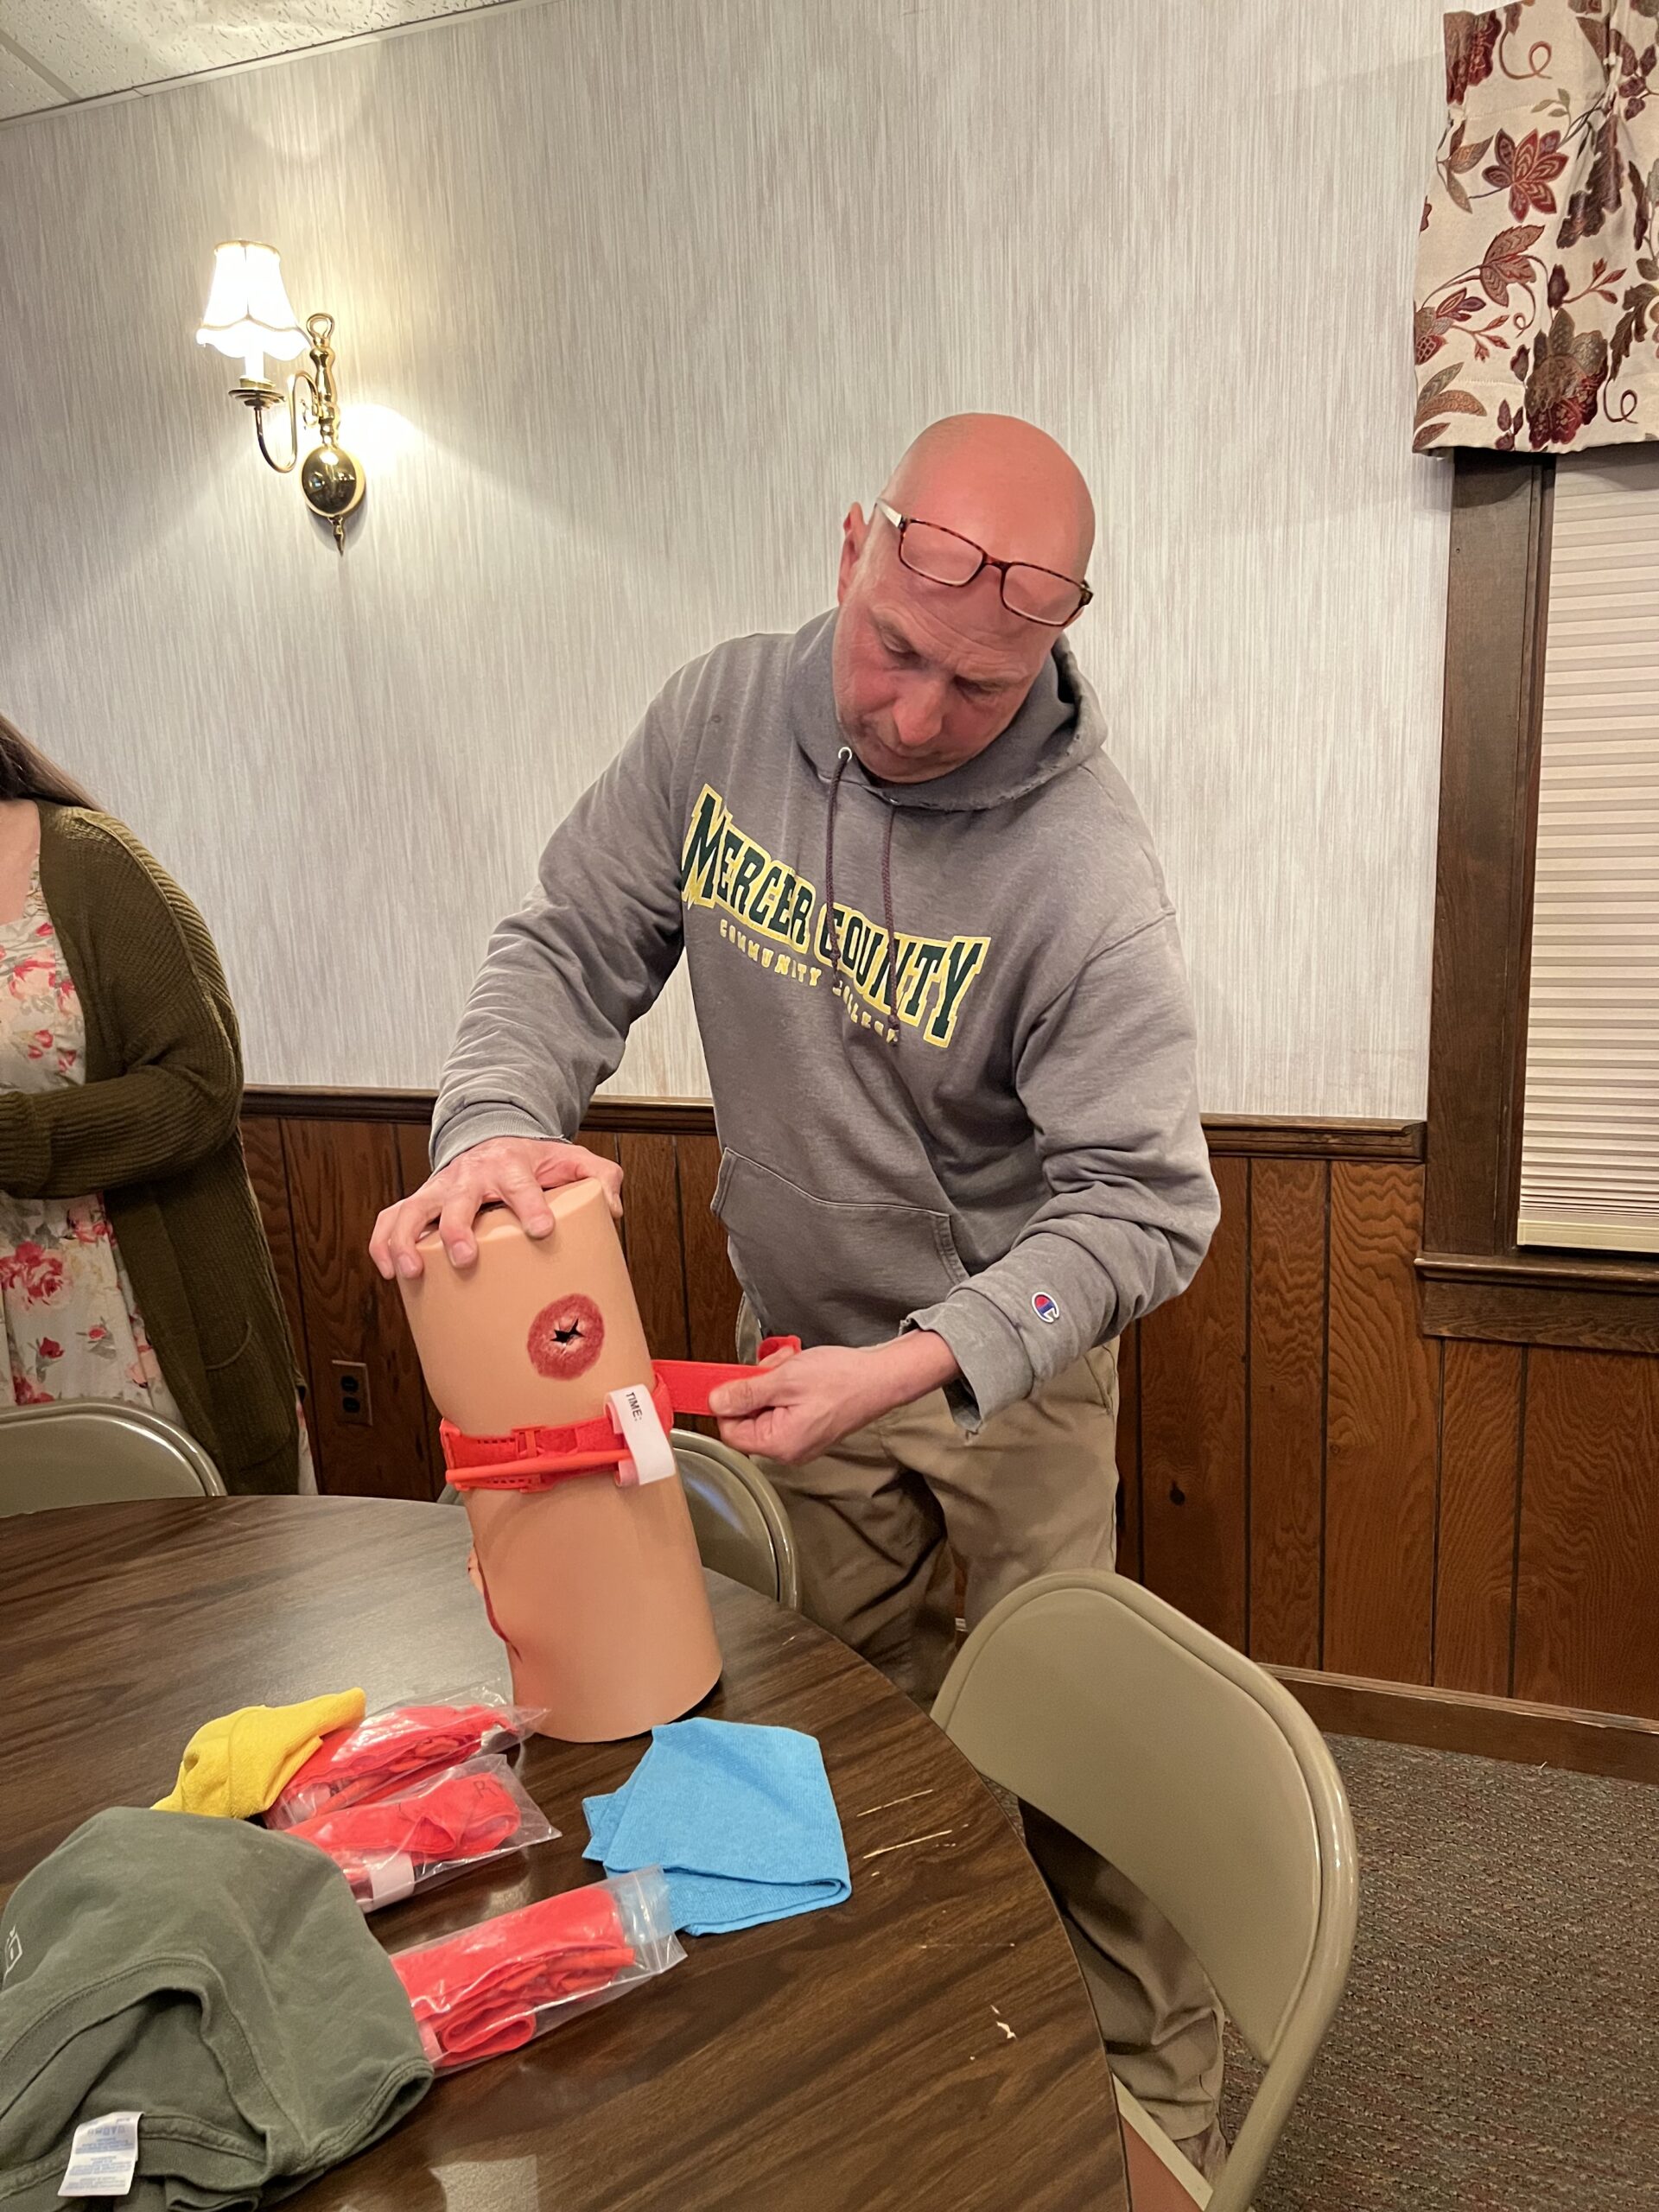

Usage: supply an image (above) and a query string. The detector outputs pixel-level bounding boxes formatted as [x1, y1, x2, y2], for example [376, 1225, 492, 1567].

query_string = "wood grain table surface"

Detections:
[0, 1496, 1125, 2211]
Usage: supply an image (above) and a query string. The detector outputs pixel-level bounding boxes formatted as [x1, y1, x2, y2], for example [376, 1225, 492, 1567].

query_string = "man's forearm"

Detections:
[709, 1331, 963, 1465]
[430, 1098, 567, 1174]
[863, 1329, 961, 1416]
[434, 695, 690, 1175]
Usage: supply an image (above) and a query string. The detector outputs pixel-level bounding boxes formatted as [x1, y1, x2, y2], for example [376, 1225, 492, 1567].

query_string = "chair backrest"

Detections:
[0, 1401, 226, 1516]
[932, 1572, 1357, 2212]
[671, 1432, 800, 1608]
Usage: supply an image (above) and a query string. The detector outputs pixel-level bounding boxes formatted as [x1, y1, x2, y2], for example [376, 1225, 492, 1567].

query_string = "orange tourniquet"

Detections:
[440, 1342, 801, 1494]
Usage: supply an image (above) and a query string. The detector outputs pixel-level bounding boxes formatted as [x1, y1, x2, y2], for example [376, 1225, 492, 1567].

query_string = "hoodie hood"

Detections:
[785, 607, 1103, 812]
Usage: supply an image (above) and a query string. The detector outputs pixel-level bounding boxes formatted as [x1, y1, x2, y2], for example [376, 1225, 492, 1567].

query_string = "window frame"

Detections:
[1419, 451, 1659, 1355]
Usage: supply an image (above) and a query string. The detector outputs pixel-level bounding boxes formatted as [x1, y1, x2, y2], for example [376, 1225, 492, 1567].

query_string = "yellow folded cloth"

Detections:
[153, 1688, 366, 1818]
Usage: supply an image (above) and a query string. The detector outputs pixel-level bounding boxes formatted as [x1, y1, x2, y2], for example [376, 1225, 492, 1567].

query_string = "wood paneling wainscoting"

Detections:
[243, 1092, 1659, 1732]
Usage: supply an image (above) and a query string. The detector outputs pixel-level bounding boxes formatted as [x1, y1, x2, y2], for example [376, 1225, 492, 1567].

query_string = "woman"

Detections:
[0, 714, 310, 1491]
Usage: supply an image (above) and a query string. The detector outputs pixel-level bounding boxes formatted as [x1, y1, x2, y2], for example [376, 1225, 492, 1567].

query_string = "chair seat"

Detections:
[1115, 2081, 1211, 2211]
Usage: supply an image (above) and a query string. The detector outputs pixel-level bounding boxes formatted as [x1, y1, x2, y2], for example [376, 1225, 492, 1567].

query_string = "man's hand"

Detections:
[369, 1137, 623, 1281]
[708, 1332, 961, 1465]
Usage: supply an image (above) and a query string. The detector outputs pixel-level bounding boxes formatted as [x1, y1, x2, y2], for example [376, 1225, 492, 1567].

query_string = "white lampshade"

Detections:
[195, 241, 307, 377]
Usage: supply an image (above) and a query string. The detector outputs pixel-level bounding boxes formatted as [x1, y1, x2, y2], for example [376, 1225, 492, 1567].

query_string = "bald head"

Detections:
[831, 413, 1095, 785]
[883, 413, 1096, 580]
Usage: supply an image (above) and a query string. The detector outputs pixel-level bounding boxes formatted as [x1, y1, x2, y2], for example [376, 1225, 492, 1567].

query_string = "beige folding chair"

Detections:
[670, 1431, 801, 1608]
[932, 1572, 1357, 2212]
[0, 1401, 225, 1516]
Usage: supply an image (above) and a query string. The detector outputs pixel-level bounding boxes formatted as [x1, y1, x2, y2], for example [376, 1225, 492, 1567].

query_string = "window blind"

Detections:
[1517, 451, 1659, 1256]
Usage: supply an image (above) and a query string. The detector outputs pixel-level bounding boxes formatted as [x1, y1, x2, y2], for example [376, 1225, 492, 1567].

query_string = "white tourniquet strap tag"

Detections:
[607, 1386, 677, 1488]
[364, 1850, 416, 1906]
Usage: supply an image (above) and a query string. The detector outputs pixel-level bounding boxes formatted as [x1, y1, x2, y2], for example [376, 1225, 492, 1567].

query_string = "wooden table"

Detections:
[0, 1497, 1126, 2211]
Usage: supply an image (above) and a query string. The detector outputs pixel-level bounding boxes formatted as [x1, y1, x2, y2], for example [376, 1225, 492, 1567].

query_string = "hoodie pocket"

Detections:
[712, 1149, 969, 1346]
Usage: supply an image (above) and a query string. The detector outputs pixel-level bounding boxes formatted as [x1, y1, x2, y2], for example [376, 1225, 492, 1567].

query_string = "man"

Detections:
[372, 414, 1225, 2171]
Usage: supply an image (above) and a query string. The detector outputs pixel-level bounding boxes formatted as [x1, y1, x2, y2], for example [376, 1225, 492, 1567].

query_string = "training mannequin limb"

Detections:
[398, 1182, 723, 1742]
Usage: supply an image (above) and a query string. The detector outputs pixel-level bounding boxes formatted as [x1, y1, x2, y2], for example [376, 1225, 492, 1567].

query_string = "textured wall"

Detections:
[0, 0, 1452, 1112]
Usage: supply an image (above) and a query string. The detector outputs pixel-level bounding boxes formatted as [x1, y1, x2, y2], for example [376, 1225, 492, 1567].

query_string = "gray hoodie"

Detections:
[434, 609, 1217, 1424]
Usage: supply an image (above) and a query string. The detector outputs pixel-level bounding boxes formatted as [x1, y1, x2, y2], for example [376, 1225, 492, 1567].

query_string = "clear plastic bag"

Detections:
[390, 1867, 684, 2073]
[265, 1688, 544, 1830]
[283, 1753, 557, 1911]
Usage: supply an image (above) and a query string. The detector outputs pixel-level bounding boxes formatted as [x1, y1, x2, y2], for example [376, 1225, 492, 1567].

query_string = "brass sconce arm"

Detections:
[250, 384, 304, 474]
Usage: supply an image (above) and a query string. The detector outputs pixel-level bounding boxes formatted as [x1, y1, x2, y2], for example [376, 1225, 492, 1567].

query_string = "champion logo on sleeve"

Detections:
[1032, 1292, 1061, 1325]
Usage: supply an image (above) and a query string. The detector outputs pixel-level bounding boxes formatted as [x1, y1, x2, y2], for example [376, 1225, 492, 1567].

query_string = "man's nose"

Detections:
[891, 679, 946, 749]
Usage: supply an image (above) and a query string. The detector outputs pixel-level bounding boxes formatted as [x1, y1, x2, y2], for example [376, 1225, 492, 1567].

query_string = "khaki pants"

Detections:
[740, 1313, 1225, 2157]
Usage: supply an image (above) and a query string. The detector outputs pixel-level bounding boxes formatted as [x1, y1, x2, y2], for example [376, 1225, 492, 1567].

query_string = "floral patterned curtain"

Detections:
[1414, 0, 1658, 451]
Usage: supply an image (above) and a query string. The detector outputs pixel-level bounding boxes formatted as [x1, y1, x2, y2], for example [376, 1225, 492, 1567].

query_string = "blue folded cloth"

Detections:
[582, 1718, 851, 1936]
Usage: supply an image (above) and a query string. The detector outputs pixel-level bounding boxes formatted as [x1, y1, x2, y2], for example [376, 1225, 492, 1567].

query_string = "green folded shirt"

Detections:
[0, 1807, 433, 2208]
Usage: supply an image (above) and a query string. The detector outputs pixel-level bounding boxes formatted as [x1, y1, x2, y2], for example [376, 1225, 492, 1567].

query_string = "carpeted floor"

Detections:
[1221, 1734, 1659, 2211]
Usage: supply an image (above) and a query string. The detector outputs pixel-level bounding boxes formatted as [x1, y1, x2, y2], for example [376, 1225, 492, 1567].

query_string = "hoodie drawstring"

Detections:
[823, 746, 852, 981]
[879, 804, 900, 1039]
[823, 745, 902, 1046]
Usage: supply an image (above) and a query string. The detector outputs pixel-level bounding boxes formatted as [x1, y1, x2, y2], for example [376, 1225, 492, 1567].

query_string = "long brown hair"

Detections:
[0, 713, 99, 809]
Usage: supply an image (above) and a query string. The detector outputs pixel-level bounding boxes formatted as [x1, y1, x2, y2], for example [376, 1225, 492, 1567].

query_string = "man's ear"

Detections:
[836, 504, 869, 604]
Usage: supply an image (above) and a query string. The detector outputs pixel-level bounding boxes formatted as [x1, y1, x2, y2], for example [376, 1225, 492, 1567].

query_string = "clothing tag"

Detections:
[59, 2113, 141, 2197]
[607, 1387, 677, 1488]
[364, 1851, 416, 1907]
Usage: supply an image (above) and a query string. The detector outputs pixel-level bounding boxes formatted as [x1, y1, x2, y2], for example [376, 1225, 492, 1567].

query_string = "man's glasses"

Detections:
[875, 500, 1091, 628]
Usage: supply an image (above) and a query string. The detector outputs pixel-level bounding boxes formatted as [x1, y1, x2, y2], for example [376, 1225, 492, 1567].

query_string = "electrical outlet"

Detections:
[333, 1359, 372, 1427]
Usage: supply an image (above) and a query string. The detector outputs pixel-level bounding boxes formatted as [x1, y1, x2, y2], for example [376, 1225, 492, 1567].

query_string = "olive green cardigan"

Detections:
[1, 806, 302, 1491]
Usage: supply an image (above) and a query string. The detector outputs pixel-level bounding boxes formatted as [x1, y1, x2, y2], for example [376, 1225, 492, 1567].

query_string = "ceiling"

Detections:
[0, 0, 506, 118]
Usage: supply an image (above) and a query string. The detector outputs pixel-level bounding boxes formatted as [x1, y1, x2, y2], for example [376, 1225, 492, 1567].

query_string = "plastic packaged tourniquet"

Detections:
[283, 1753, 556, 1910]
[265, 1689, 543, 1830]
[389, 1868, 683, 2072]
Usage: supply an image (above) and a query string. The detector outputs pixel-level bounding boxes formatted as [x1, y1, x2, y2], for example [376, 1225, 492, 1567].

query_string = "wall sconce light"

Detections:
[195, 241, 365, 552]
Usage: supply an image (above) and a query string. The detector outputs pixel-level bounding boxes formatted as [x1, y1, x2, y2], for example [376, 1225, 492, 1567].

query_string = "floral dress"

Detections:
[1, 861, 188, 1420]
